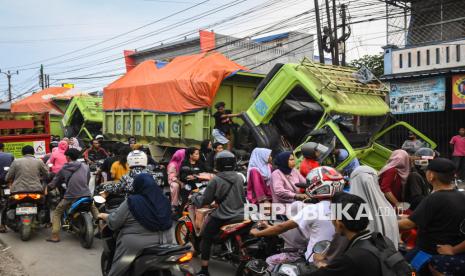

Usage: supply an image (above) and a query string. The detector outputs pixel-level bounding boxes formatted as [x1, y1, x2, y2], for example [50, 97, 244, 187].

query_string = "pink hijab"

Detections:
[378, 149, 410, 184]
[168, 149, 186, 173]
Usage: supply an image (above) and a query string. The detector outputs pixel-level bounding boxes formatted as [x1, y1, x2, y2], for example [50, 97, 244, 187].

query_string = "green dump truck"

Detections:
[103, 72, 264, 156]
[242, 58, 436, 171]
[62, 96, 103, 142]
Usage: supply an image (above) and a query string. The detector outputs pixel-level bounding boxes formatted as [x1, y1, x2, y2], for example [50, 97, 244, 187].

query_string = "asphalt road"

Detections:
[0, 226, 236, 276]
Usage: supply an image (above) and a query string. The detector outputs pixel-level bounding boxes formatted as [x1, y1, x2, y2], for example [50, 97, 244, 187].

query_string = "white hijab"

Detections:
[350, 166, 400, 249]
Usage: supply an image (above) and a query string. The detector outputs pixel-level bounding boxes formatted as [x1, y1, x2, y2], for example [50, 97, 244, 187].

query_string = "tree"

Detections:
[349, 54, 384, 78]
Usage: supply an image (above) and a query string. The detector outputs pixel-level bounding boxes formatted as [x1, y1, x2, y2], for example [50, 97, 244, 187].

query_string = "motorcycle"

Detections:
[174, 183, 253, 273]
[6, 191, 48, 241]
[240, 240, 331, 276]
[98, 197, 195, 276]
[61, 196, 98, 249]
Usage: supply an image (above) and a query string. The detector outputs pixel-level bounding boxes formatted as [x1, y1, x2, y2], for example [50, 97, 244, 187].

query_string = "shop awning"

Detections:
[103, 52, 247, 114]
[11, 87, 87, 114]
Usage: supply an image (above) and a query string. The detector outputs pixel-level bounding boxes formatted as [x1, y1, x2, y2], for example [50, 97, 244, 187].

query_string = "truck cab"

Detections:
[242, 58, 436, 171]
[62, 96, 103, 142]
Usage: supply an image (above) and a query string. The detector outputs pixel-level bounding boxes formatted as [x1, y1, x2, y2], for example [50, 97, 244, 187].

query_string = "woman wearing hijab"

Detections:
[247, 148, 272, 204]
[199, 139, 212, 164]
[167, 149, 185, 208]
[98, 173, 172, 276]
[68, 137, 82, 151]
[378, 149, 410, 207]
[270, 152, 307, 203]
[350, 166, 400, 249]
[47, 140, 69, 175]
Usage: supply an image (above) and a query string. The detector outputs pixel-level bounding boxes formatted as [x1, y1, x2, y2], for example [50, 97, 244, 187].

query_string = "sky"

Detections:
[0, 0, 389, 101]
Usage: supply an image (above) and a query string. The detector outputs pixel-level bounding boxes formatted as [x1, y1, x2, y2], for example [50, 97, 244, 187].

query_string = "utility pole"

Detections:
[314, 0, 325, 64]
[341, 3, 347, 66]
[332, 0, 339, 65]
[40, 64, 45, 90]
[0, 69, 19, 102]
[324, 0, 335, 65]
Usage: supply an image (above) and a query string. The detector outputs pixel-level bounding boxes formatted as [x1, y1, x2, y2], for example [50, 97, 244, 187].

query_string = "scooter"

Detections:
[174, 184, 253, 271]
[97, 195, 195, 276]
[61, 196, 97, 249]
[241, 240, 331, 276]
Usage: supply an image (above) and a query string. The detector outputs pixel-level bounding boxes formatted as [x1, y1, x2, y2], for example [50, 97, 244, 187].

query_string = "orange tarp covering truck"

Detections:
[103, 52, 247, 114]
[103, 52, 263, 154]
[0, 112, 51, 158]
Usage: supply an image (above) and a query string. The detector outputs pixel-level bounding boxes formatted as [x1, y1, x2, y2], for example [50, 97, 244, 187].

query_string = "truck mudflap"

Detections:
[240, 112, 288, 153]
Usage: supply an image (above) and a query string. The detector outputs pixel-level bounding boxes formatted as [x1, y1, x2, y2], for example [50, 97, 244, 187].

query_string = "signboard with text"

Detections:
[4, 141, 47, 159]
[389, 77, 446, 114]
[452, 75, 465, 110]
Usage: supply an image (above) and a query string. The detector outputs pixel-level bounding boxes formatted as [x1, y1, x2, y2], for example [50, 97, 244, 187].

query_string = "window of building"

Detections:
[399, 54, 403, 68]
[436, 48, 440, 64]
[408, 52, 412, 67]
[457, 45, 461, 62]
[417, 51, 421, 66]
[427, 49, 430, 65]
[446, 46, 450, 63]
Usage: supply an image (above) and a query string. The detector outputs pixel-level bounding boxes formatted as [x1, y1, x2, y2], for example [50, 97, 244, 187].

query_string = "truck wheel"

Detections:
[20, 223, 32, 241]
[78, 213, 94, 249]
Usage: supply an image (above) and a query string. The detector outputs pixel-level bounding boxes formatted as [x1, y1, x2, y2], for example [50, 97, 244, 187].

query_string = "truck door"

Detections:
[359, 121, 437, 170]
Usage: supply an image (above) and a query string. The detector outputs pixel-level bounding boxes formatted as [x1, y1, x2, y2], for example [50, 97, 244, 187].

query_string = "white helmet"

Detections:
[306, 166, 345, 200]
[127, 150, 148, 168]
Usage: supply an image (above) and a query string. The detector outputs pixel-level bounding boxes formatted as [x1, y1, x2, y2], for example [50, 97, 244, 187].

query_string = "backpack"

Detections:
[357, 232, 415, 276]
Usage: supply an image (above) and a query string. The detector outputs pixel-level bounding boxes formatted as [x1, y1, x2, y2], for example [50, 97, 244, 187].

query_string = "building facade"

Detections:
[125, 31, 314, 74]
[382, 0, 465, 156]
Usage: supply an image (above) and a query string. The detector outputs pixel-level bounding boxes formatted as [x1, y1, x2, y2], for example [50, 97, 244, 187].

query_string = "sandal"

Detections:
[46, 238, 60, 243]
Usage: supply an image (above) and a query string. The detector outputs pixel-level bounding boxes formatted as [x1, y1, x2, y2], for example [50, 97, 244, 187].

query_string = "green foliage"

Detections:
[349, 54, 384, 77]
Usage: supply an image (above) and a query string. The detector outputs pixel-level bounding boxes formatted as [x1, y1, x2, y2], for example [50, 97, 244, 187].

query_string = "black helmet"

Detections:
[414, 147, 435, 170]
[301, 142, 318, 159]
[215, 150, 236, 172]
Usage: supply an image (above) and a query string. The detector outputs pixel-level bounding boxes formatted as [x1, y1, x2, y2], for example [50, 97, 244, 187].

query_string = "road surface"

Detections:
[0, 226, 236, 276]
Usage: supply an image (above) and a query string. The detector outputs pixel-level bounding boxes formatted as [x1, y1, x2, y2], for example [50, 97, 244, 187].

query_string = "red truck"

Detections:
[0, 112, 51, 158]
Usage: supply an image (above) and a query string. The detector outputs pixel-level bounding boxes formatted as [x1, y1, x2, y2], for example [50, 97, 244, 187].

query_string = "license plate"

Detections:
[16, 207, 37, 215]
[3, 189, 10, 195]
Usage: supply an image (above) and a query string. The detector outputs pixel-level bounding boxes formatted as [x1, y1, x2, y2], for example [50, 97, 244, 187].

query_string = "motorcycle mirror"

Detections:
[3, 167, 9, 171]
[93, 195, 106, 204]
[312, 240, 331, 255]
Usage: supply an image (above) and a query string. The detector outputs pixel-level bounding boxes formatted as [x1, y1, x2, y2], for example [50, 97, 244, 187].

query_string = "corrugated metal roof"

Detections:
[253, 32, 289, 43]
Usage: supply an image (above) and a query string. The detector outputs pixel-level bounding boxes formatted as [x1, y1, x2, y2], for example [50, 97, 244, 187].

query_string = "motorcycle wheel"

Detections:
[100, 252, 111, 276]
[235, 261, 255, 276]
[174, 221, 199, 252]
[19, 223, 32, 241]
[78, 213, 94, 249]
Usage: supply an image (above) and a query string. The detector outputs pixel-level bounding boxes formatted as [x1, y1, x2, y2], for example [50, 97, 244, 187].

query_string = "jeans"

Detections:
[452, 156, 465, 181]
[51, 198, 99, 235]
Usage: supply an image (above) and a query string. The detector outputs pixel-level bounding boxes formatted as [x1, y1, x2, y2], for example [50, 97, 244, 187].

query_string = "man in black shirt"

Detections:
[205, 142, 224, 172]
[212, 102, 240, 151]
[399, 158, 465, 268]
[404, 148, 434, 210]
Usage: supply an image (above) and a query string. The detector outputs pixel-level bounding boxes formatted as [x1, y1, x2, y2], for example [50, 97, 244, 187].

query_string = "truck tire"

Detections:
[78, 212, 94, 249]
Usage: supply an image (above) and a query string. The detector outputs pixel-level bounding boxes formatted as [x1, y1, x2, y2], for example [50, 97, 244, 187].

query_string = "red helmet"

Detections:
[306, 166, 345, 199]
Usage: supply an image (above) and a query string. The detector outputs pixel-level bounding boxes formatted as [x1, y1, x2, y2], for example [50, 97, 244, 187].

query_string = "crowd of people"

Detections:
[0, 127, 464, 276]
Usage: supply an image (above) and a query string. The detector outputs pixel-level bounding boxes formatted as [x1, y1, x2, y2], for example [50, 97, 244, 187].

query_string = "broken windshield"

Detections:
[333, 114, 388, 149]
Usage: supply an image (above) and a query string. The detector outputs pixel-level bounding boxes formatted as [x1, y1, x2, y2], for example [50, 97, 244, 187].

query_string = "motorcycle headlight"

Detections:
[278, 264, 299, 276]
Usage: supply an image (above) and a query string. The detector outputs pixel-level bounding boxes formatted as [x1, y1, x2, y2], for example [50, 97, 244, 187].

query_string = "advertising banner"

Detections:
[452, 75, 465, 110]
[389, 77, 446, 114]
[4, 141, 47, 159]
